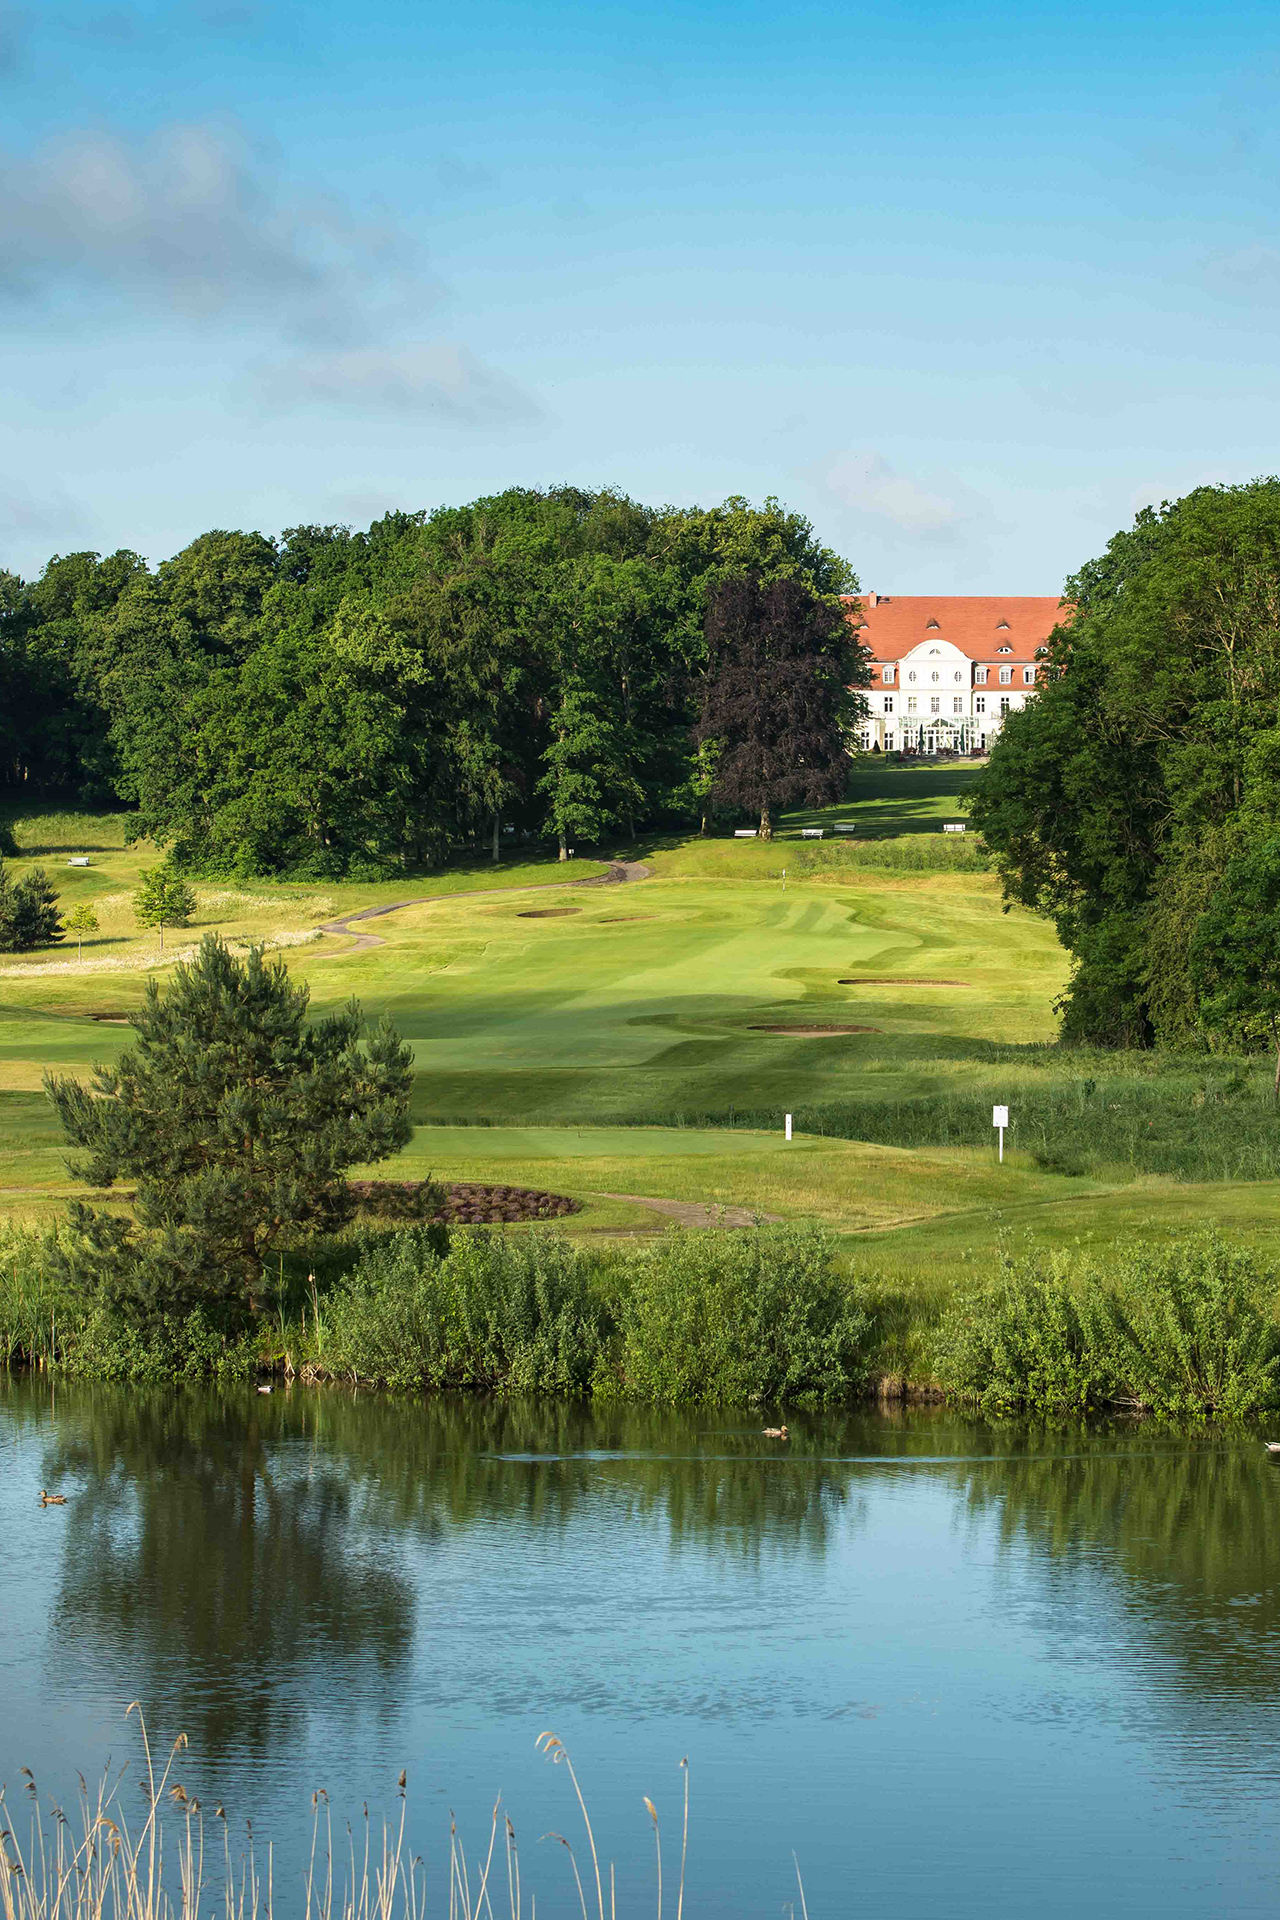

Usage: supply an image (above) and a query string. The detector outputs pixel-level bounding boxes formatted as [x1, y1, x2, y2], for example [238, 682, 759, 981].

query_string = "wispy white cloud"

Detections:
[1128, 468, 1235, 518]
[816, 448, 974, 540]
[1203, 243, 1280, 291]
[260, 340, 543, 425]
[0, 482, 95, 562]
[0, 122, 415, 339]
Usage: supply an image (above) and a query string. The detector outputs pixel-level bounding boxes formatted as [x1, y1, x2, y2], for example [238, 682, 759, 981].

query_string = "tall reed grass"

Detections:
[0, 1715, 713, 1920]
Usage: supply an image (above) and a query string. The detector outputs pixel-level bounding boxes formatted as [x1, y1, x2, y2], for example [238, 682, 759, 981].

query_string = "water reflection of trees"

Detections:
[951, 1429, 1280, 1708]
[39, 1386, 418, 1760]
[29, 1379, 1280, 1748]
[18, 1384, 867, 1767]
[260, 1391, 861, 1563]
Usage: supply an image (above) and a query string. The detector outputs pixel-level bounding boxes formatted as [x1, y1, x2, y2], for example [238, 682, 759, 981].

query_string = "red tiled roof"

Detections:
[846, 594, 1065, 664]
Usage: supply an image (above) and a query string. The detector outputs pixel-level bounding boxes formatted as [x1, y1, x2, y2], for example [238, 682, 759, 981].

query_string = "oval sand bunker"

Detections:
[518, 907, 581, 918]
[838, 976, 970, 986]
[749, 1023, 879, 1035]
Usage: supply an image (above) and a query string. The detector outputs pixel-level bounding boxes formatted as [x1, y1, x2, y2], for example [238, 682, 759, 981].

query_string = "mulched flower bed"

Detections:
[347, 1179, 581, 1224]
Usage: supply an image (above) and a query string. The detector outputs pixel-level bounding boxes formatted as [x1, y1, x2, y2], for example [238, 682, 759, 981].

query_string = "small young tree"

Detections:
[133, 864, 197, 951]
[65, 903, 99, 959]
[0, 862, 64, 951]
[1190, 835, 1280, 1101]
[694, 573, 867, 839]
[46, 934, 415, 1319]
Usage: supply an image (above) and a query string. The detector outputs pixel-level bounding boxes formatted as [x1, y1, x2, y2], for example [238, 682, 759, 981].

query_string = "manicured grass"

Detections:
[4, 764, 1278, 1305]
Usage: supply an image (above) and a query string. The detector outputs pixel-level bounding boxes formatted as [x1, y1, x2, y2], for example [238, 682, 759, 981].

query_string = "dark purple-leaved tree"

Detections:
[694, 573, 868, 839]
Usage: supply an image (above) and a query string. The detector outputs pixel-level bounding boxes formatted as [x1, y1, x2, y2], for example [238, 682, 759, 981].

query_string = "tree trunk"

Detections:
[492, 814, 500, 863]
[700, 811, 708, 837]
[558, 831, 567, 862]
[1272, 1017, 1279, 1107]
[759, 802, 772, 841]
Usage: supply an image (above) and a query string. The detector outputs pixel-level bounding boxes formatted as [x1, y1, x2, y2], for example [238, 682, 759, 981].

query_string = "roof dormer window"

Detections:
[997, 645, 1012, 653]
[926, 619, 940, 630]
[996, 619, 1010, 630]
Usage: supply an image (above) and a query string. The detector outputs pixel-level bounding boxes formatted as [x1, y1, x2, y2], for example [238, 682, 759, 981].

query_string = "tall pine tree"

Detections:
[46, 935, 413, 1319]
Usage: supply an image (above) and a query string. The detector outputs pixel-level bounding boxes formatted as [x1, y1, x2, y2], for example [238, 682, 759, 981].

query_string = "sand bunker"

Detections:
[750, 1023, 879, 1035]
[837, 976, 970, 986]
[518, 907, 581, 919]
[598, 914, 658, 923]
[91, 1012, 131, 1023]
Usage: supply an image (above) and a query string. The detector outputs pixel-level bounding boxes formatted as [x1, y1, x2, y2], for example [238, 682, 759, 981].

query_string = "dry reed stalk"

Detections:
[1, 1720, 730, 1920]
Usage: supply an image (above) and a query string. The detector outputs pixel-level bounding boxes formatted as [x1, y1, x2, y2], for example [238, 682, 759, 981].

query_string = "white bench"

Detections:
[67, 857, 90, 867]
[733, 829, 758, 838]
[834, 822, 858, 833]
[942, 823, 966, 834]
[800, 828, 824, 839]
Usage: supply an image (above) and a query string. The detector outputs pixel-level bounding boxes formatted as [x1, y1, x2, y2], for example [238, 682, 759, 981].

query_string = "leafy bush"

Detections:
[1111, 1237, 1280, 1418]
[59, 1301, 260, 1382]
[934, 1234, 1280, 1417]
[932, 1255, 1121, 1414]
[322, 1228, 609, 1393]
[615, 1224, 872, 1406]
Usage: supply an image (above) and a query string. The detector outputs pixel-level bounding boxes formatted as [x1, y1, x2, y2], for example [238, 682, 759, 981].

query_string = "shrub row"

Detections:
[3, 1223, 1277, 1417]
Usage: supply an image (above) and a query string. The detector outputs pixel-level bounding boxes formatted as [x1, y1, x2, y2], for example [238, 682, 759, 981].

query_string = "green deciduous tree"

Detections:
[46, 935, 414, 1318]
[64, 902, 99, 958]
[1190, 835, 1280, 1099]
[133, 865, 197, 949]
[971, 479, 1280, 1048]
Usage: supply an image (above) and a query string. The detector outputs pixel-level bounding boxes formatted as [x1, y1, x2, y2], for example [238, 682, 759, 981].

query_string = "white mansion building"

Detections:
[846, 594, 1062, 754]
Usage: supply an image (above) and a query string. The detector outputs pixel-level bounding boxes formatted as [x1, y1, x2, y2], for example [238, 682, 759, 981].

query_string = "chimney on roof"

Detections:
[865, 592, 878, 608]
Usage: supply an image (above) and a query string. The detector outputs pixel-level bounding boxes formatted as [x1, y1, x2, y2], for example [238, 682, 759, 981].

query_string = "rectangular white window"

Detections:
[1023, 667, 1034, 684]
[953, 697, 963, 714]
[882, 665, 894, 683]
[1000, 696, 1010, 713]
[883, 695, 894, 714]
[930, 696, 940, 714]
[975, 695, 986, 715]
[999, 666, 1012, 684]
[907, 696, 917, 714]
[975, 667, 987, 684]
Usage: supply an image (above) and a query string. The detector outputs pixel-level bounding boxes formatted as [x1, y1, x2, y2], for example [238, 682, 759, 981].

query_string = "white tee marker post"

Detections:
[993, 1104, 1009, 1163]
[785, 1113, 793, 1142]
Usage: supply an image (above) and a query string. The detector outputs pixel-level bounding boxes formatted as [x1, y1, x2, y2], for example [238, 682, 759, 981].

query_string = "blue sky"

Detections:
[4, 0, 1279, 590]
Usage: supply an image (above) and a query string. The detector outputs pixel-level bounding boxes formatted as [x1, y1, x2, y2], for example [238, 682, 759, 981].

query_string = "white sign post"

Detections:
[785, 1112, 793, 1142]
[992, 1104, 1009, 1163]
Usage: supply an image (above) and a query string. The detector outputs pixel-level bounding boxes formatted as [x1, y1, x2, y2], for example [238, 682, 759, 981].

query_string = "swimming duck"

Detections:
[762, 1425, 789, 1440]
[38, 1490, 67, 1505]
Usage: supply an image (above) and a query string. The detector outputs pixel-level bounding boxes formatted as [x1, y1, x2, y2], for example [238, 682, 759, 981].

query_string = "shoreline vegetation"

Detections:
[0, 1713, 695, 1920]
[3, 1221, 1276, 1420]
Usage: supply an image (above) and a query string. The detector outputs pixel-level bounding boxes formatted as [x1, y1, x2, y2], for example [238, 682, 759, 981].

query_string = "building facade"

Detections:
[846, 594, 1062, 754]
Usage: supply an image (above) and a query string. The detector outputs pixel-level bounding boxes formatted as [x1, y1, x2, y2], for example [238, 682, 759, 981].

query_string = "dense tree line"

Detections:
[971, 478, 1280, 1056]
[0, 488, 864, 874]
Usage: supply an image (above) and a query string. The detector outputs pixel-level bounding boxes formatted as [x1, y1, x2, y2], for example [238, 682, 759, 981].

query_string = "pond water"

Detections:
[3, 1379, 1280, 1917]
